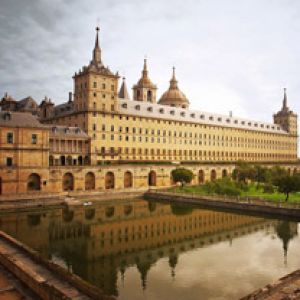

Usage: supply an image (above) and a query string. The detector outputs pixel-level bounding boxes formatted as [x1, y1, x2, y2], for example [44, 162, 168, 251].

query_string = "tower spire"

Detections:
[283, 88, 288, 110]
[92, 27, 101, 65]
[170, 66, 178, 89]
[118, 77, 130, 100]
[142, 58, 148, 78]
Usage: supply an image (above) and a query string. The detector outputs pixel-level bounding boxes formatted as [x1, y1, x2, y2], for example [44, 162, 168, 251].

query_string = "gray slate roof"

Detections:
[0, 111, 47, 128]
[49, 125, 89, 139]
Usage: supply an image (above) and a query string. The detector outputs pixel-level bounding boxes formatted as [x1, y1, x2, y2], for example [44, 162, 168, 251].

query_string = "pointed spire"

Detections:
[170, 67, 178, 89]
[92, 27, 101, 64]
[142, 58, 148, 78]
[282, 88, 288, 110]
[118, 77, 130, 100]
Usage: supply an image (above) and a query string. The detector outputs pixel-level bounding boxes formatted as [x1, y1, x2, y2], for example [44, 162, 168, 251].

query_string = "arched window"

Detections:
[27, 173, 41, 191]
[198, 170, 205, 184]
[210, 169, 217, 181]
[63, 173, 74, 191]
[60, 156, 66, 166]
[147, 90, 152, 102]
[105, 172, 115, 189]
[85, 172, 95, 190]
[148, 171, 157, 186]
[124, 171, 133, 188]
[222, 169, 228, 178]
[49, 155, 54, 166]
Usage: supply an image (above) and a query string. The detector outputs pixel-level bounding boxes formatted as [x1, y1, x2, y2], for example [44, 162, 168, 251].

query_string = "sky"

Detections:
[0, 0, 300, 124]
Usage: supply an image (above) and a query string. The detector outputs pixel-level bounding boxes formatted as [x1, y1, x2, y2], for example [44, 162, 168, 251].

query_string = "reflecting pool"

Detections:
[0, 199, 299, 300]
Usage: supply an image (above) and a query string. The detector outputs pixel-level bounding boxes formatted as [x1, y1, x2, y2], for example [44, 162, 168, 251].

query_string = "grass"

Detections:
[170, 183, 300, 203]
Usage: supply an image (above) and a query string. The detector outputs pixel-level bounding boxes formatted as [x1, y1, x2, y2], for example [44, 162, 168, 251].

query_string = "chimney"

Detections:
[68, 92, 72, 102]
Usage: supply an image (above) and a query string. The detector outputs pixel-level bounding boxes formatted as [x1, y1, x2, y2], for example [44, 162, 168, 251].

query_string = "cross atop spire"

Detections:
[92, 27, 101, 65]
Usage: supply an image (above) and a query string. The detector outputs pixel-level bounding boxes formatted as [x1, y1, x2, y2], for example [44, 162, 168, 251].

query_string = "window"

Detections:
[31, 134, 37, 144]
[6, 157, 13, 167]
[7, 132, 13, 144]
[93, 82, 97, 88]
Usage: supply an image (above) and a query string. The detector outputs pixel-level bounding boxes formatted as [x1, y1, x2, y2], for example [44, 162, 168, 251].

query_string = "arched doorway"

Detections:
[210, 169, 217, 181]
[198, 170, 205, 184]
[60, 156, 65, 166]
[27, 173, 41, 191]
[63, 173, 74, 191]
[85, 172, 95, 190]
[222, 169, 228, 178]
[148, 171, 157, 186]
[124, 171, 133, 188]
[105, 172, 115, 189]
[67, 156, 72, 166]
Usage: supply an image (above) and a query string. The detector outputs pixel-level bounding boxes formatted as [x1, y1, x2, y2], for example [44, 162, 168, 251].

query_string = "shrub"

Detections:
[263, 183, 275, 194]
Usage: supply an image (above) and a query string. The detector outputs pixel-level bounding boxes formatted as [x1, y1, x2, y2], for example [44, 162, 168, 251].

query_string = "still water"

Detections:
[0, 199, 299, 300]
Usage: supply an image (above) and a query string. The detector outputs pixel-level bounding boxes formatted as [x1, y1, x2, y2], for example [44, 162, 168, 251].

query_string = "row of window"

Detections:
[6, 133, 37, 144]
[121, 103, 282, 131]
[76, 82, 115, 91]
[98, 147, 296, 159]
[96, 124, 294, 145]
[95, 133, 294, 150]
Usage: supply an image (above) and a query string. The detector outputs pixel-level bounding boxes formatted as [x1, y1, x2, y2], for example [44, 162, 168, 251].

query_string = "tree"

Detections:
[232, 161, 255, 183]
[273, 174, 300, 202]
[171, 168, 194, 187]
[253, 165, 271, 187]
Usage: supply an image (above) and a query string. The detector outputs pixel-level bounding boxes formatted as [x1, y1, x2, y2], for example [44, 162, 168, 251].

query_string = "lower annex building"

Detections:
[0, 27, 298, 195]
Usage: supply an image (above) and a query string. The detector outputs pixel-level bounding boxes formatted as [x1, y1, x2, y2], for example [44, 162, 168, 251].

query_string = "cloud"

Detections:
[0, 0, 299, 123]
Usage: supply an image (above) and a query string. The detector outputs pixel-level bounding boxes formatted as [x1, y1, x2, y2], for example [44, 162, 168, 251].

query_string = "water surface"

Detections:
[0, 199, 299, 300]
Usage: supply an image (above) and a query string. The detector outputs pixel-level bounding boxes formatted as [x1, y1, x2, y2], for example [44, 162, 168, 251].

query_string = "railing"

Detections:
[147, 188, 300, 209]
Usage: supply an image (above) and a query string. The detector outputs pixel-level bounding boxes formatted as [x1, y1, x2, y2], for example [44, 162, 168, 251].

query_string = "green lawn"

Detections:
[169, 184, 300, 203]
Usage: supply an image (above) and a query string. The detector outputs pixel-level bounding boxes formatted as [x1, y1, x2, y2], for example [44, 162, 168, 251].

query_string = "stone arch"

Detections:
[60, 156, 65, 166]
[105, 172, 115, 189]
[84, 156, 89, 165]
[27, 214, 41, 226]
[62, 172, 74, 191]
[148, 170, 157, 186]
[198, 170, 205, 184]
[85, 172, 95, 190]
[105, 206, 115, 218]
[66, 156, 72, 166]
[210, 169, 217, 181]
[63, 208, 74, 222]
[49, 155, 54, 166]
[27, 173, 41, 191]
[85, 208, 95, 220]
[124, 171, 133, 188]
[222, 169, 228, 178]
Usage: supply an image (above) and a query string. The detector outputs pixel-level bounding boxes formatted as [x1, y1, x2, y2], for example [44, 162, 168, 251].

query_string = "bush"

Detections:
[202, 177, 242, 196]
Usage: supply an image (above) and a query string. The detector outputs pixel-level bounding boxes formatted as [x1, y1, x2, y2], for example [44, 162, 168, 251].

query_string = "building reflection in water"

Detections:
[0, 199, 297, 297]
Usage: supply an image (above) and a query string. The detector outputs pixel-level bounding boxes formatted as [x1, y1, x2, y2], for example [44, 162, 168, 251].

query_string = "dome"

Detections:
[158, 68, 189, 109]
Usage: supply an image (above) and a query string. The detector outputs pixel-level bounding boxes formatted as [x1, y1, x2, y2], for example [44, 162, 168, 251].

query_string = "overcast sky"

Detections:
[0, 0, 300, 123]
